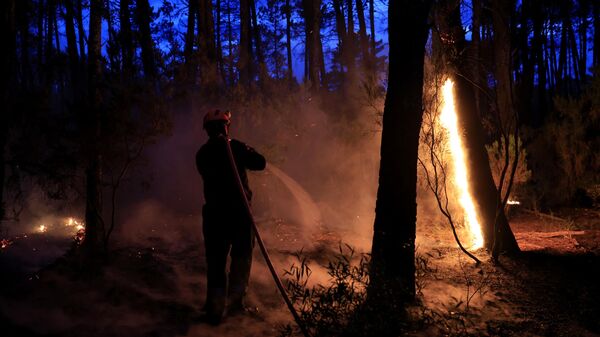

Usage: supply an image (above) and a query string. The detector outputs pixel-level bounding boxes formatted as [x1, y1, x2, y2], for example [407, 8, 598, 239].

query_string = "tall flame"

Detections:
[439, 79, 484, 249]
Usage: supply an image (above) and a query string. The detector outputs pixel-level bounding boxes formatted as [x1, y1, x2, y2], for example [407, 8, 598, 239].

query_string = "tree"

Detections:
[135, 0, 157, 79]
[82, 0, 105, 259]
[284, 0, 293, 83]
[301, 0, 322, 92]
[594, 1, 600, 69]
[369, 0, 432, 304]
[434, 0, 519, 258]
[239, 0, 253, 85]
[1, 0, 17, 223]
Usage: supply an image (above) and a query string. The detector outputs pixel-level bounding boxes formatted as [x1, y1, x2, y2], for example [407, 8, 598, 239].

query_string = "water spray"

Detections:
[220, 135, 311, 337]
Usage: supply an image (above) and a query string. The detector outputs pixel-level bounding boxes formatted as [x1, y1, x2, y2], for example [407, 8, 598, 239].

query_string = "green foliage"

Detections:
[278, 245, 443, 337]
[486, 135, 531, 199]
[525, 75, 600, 206]
[280, 244, 370, 337]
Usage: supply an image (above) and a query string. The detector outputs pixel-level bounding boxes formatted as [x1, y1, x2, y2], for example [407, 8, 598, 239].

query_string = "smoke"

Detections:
[109, 85, 385, 254]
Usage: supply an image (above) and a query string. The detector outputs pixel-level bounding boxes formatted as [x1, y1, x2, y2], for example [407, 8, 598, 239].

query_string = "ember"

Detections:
[439, 79, 484, 249]
[1, 239, 12, 249]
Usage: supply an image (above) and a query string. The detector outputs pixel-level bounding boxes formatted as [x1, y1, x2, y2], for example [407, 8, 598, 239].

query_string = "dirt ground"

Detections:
[1, 207, 599, 337]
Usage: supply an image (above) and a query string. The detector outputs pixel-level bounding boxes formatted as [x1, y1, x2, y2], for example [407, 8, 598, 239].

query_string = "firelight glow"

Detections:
[439, 79, 484, 249]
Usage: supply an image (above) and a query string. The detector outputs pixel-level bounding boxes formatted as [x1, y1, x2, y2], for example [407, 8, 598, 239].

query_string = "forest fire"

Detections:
[0, 217, 85, 253]
[439, 79, 484, 249]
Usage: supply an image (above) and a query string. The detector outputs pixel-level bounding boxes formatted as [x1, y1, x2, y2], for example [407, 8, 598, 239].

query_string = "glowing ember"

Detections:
[439, 79, 484, 249]
[507, 199, 520, 205]
[37, 225, 48, 233]
[1, 239, 12, 249]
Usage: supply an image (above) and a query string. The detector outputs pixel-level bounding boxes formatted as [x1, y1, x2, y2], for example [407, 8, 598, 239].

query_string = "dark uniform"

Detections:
[196, 137, 266, 315]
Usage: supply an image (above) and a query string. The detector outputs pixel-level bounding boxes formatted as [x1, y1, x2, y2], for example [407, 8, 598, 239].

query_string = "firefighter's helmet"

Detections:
[203, 109, 232, 128]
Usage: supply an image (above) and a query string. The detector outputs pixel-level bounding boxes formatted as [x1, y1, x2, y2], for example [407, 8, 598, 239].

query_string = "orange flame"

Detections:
[440, 79, 484, 249]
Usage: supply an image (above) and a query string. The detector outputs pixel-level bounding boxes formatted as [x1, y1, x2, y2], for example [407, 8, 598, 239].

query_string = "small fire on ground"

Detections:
[439, 79, 484, 249]
[0, 217, 85, 251]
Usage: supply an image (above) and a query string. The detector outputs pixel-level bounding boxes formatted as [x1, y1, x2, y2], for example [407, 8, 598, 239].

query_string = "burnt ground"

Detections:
[0, 207, 599, 337]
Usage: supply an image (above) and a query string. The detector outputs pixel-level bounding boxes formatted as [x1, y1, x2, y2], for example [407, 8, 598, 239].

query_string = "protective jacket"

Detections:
[196, 138, 266, 212]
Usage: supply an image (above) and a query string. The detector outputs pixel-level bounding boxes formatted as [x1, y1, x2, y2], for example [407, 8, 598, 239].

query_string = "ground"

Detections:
[0, 206, 599, 337]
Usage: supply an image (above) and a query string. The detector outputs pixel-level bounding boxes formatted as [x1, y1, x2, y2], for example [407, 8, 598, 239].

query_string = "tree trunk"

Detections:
[16, 0, 32, 89]
[46, 0, 55, 65]
[198, 0, 219, 85]
[83, 0, 105, 259]
[557, 3, 569, 92]
[227, 0, 234, 84]
[63, 0, 80, 93]
[594, 1, 600, 69]
[482, 0, 519, 257]
[285, 0, 293, 84]
[0, 0, 17, 222]
[250, 0, 266, 83]
[302, 0, 321, 92]
[531, 0, 547, 124]
[75, 0, 86, 62]
[37, 0, 44, 84]
[471, 0, 481, 119]
[356, 0, 370, 64]
[436, 0, 520, 257]
[345, 0, 355, 73]
[239, 0, 252, 85]
[578, 1, 588, 81]
[369, 0, 375, 53]
[216, 0, 226, 84]
[135, 0, 156, 79]
[184, 0, 197, 66]
[332, 0, 347, 73]
[369, 0, 432, 304]
[119, 0, 133, 76]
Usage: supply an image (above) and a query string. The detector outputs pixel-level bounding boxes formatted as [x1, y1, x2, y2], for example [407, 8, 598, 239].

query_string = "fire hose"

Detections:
[220, 135, 311, 337]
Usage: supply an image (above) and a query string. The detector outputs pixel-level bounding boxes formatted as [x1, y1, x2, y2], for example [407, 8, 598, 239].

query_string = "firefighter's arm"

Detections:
[244, 145, 266, 171]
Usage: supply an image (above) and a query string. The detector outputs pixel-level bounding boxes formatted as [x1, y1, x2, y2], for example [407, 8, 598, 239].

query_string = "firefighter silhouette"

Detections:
[195, 109, 266, 324]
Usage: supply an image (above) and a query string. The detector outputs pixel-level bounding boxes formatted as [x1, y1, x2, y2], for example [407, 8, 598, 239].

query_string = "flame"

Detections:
[439, 79, 484, 249]
[37, 225, 47, 233]
[507, 199, 520, 205]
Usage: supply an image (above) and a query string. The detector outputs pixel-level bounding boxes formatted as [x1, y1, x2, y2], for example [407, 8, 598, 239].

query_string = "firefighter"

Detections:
[195, 109, 266, 325]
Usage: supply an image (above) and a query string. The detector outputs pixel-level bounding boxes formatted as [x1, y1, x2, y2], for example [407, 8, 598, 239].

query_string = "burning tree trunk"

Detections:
[82, 0, 105, 259]
[369, 0, 432, 303]
[434, 0, 519, 257]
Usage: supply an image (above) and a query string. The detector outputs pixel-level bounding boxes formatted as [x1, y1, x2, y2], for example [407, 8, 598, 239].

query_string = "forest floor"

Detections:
[0, 206, 599, 337]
